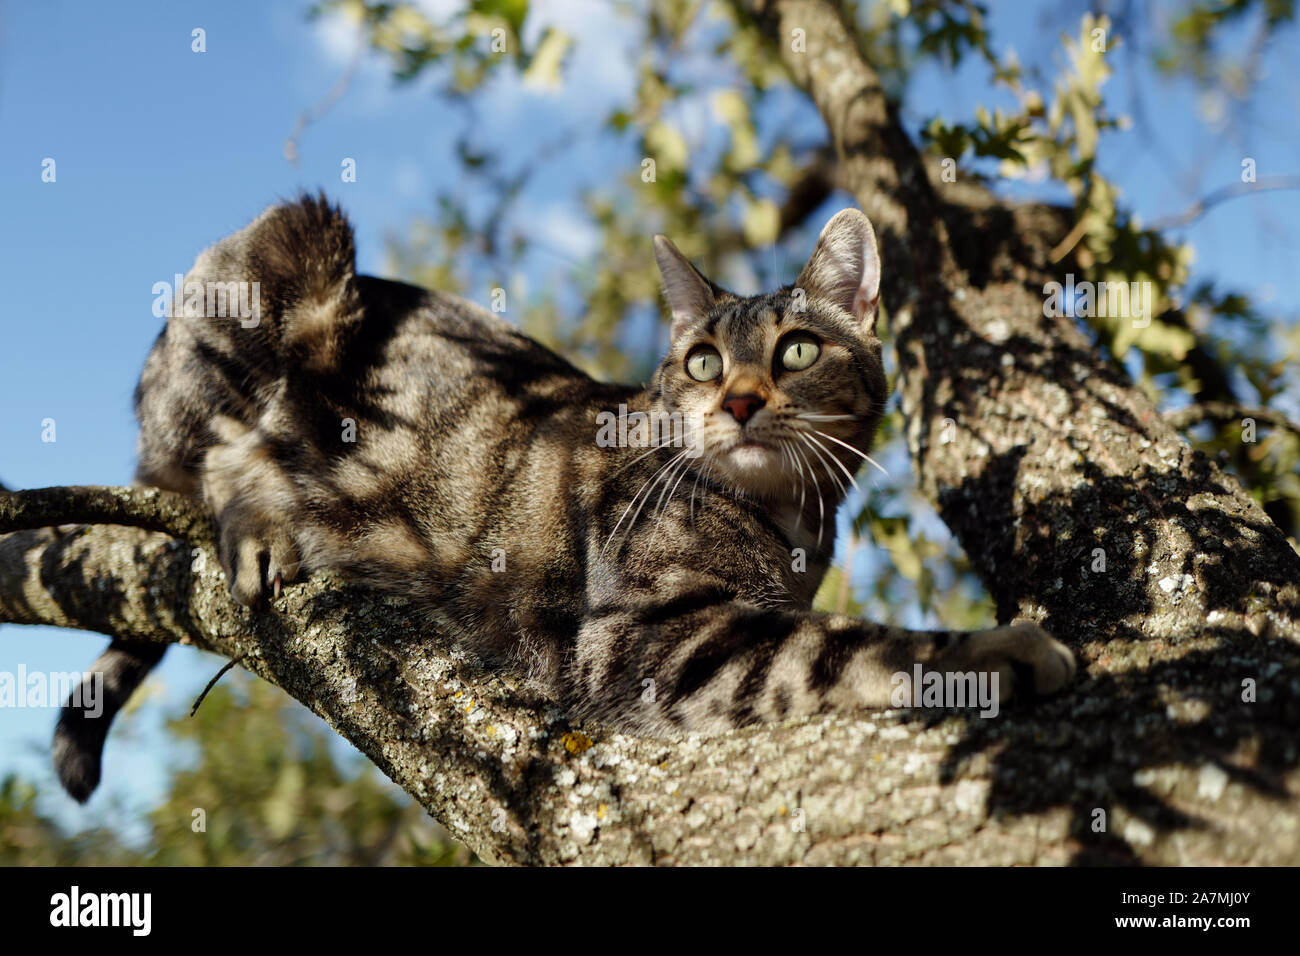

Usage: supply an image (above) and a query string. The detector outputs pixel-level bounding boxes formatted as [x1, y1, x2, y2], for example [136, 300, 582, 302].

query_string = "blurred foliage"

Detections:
[1153, 0, 1295, 92]
[0, 777, 126, 865]
[0, 673, 474, 865]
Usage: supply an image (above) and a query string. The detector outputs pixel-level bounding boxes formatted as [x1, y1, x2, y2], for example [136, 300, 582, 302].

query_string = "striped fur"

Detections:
[54, 196, 1075, 800]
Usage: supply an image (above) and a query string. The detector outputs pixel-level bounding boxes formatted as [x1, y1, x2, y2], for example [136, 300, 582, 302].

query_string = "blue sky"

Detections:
[1, 0, 1296, 837]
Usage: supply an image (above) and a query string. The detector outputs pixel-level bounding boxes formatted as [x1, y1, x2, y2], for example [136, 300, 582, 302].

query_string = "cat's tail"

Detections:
[240, 192, 365, 375]
[136, 193, 365, 490]
[0, 480, 166, 802]
[53, 639, 167, 802]
[168, 191, 364, 375]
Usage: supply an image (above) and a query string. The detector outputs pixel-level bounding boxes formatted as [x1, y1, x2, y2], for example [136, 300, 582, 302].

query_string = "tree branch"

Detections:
[743, 0, 1300, 625]
[1147, 175, 1300, 231]
[708, 147, 842, 257]
[283, 24, 365, 165]
[4, 500, 1299, 864]
[0, 486, 213, 541]
[1166, 402, 1300, 439]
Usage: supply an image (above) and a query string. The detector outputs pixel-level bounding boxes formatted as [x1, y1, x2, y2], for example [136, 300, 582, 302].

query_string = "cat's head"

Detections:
[651, 209, 888, 504]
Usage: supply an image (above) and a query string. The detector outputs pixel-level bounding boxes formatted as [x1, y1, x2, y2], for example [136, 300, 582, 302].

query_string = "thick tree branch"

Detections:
[744, 0, 1300, 630]
[4, 498, 1299, 865]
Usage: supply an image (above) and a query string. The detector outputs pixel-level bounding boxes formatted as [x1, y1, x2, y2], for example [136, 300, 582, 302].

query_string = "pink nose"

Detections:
[721, 393, 765, 424]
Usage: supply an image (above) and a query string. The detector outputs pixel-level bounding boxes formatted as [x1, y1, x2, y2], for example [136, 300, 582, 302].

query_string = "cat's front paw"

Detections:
[216, 507, 300, 606]
[949, 622, 1076, 701]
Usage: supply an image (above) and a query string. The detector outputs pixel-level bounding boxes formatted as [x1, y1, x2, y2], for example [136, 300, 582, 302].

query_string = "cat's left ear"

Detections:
[654, 235, 716, 340]
[795, 209, 881, 334]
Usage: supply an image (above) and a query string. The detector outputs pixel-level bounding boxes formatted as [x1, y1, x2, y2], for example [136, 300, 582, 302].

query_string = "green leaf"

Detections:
[522, 27, 571, 89]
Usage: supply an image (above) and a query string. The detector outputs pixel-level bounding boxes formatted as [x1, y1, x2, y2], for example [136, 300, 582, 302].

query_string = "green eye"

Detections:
[779, 334, 820, 372]
[686, 346, 723, 382]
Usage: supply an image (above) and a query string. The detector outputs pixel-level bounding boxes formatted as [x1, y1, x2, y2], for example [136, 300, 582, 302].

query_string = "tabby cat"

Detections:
[54, 196, 1074, 801]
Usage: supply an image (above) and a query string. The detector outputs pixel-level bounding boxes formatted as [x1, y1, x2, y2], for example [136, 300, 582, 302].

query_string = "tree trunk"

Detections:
[2, 0, 1298, 865]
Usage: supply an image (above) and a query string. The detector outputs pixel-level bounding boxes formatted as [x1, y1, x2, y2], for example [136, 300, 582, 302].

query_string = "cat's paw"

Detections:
[949, 622, 1076, 701]
[216, 506, 300, 606]
[203, 416, 303, 606]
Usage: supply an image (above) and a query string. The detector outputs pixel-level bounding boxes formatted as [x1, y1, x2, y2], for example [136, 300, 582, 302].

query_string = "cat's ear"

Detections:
[654, 235, 716, 339]
[795, 209, 881, 334]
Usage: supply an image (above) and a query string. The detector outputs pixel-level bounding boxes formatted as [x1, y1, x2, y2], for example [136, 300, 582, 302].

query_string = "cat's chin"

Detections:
[728, 442, 772, 469]
[713, 442, 788, 498]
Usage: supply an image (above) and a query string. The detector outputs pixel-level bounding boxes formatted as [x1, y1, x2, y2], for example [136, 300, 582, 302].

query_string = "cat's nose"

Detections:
[721, 393, 765, 424]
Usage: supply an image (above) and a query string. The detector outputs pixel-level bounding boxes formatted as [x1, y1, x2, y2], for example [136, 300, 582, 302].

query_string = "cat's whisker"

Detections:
[619, 448, 692, 553]
[602, 449, 689, 556]
[685, 430, 724, 529]
[650, 451, 695, 546]
[798, 432, 847, 500]
[689, 451, 713, 527]
[796, 435, 842, 549]
[791, 440, 824, 548]
[804, 431, 861, 495]
[780, 438, 807, 530]
[810, 428, 889, 478]
[796, 413, 857, 422]
[775, 441, 797, 527]
[606, 440, 676, 481]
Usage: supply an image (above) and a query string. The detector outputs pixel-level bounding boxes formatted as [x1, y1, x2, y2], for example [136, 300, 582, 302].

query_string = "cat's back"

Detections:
[304, 272, 640, 569]
[340, 274, 636, 453]
[305, 271, 653, 679]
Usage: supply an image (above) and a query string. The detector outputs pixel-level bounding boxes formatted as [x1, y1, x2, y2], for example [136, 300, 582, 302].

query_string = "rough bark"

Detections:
[3, 0, 1299, 865]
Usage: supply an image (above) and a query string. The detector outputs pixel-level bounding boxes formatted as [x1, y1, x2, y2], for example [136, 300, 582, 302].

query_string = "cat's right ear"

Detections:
[654, 235, 715, 340]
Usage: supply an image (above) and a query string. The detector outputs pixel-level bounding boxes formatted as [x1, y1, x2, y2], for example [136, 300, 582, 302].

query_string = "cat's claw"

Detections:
[218, 512, 299, 606]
